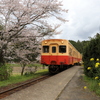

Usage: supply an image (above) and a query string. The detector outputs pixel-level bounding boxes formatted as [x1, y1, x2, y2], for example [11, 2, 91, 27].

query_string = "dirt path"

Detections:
[57, 67, 100, 100]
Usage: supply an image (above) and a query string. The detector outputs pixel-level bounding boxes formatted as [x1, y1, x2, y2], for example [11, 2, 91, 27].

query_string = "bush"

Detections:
[84, 58, 100, 78]
[84, 75, 100, 96]
[83, 33, 100, 77]
[0, 64, 12, 81]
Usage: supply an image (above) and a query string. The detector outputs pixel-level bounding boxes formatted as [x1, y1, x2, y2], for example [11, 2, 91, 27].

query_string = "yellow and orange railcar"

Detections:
[41, 39, 82, 74]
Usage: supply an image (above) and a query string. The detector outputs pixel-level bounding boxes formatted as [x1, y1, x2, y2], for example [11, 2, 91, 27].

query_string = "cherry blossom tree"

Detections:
[0, 0, 68, 76]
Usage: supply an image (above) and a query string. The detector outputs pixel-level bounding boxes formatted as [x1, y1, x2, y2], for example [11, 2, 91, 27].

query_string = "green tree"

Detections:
[83, 33, 100, 77]
[69, 40, 89, 53]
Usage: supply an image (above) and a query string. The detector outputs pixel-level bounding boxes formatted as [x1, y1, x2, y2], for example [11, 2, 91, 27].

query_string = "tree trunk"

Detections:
[0, 50, 5, 66]
[21, 65, 26, 76]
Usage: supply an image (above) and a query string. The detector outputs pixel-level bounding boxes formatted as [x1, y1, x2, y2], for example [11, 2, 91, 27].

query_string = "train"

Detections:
[40, 39, 82, 74]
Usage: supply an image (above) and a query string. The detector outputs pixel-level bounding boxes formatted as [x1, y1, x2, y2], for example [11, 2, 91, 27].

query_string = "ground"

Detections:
[1, 66, 100, 100]
[57, 67, 100, 100]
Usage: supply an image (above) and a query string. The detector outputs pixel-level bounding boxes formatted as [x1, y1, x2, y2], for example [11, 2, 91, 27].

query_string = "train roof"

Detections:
[42, 39, 81, 53]
[42, 39, 68, 41]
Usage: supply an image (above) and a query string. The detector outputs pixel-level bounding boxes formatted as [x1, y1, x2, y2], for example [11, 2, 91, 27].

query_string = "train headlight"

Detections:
[45, 41, 47, 44]
[61, 41, 64, 44]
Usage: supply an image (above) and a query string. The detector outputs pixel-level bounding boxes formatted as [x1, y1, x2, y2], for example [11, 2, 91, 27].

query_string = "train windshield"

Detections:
[59, 45, 66, 53]
[52, 46, 56, 53]
[43, 46, 49, 53]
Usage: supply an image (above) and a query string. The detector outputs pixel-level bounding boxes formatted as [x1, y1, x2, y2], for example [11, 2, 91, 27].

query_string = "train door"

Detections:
[49, 44, 58, 65]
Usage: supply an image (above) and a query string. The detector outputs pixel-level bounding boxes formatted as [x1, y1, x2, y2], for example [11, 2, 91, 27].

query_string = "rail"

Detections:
[0, 74, 51, 99]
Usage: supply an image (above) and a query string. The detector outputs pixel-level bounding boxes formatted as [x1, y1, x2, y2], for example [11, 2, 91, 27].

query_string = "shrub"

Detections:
[0, 64, 12, 81]
[85, 58, 100, 78]
[83, 33, 100, 77]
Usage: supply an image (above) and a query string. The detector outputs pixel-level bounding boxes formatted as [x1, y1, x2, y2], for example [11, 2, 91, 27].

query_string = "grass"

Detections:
[0, 69, 48, 87]
[32, 63, 43, 67]
[84, 75, 100, 96]
[6, 63, 44, 67]
[5, 63, 21, 67]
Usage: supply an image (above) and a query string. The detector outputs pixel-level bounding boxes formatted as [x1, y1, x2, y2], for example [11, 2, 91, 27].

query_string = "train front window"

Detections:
[43, 46, 49, 53]
[59, 45, 66, 53]
[52, 46, 56, 53]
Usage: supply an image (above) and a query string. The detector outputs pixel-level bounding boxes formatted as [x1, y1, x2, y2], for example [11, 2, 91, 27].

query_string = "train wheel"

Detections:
[49, 65, 59, 74]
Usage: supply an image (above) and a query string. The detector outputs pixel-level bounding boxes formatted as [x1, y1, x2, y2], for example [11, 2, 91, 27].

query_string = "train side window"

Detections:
[69, 48, 72, 56]
[59, 45, 66, 53]
[43, 46, 49, 53]
[52, 46, 56, 53]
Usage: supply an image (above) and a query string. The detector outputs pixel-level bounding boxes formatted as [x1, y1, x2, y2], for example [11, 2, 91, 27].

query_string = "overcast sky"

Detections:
[53, 0, 100, 41]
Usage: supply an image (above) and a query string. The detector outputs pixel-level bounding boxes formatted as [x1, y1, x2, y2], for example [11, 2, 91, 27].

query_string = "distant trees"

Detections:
[83, 33, 100, 62]
[69, 40, 89, 53]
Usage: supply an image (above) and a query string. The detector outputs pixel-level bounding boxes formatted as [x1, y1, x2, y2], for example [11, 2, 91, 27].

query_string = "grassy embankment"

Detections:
[83, 74, 100, 96]
[82, 58, 100, 96]
[0, 63, 48, 87]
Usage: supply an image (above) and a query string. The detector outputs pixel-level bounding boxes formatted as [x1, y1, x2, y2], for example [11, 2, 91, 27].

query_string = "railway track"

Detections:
[0, 74, 51, 99]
